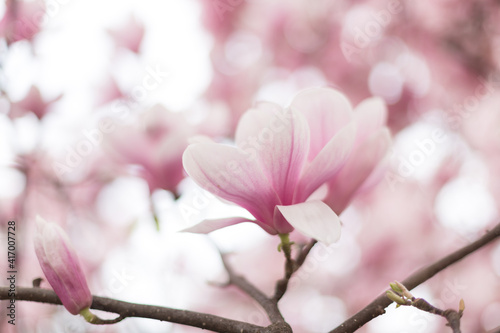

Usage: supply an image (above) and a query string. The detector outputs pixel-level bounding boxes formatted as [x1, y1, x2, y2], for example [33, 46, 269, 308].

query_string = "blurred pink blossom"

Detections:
[107, 15, 145, 54]
[461, 95, 500, 211]
[0, 0, 44, 44]
[105, 105, 192, 196]
[9, 86, 62, 120]
[94, 76, 126, 107]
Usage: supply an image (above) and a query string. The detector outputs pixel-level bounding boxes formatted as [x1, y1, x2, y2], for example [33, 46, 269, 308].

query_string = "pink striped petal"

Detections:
[276, 201, 341, 245]
[183, 143, 280, 227]
[235, 102, 310, 204]
[324, 128, 391, 213]
[34, 216, 92, 315]
[290, 87, 353, 161]
[294, 122, 356, 203]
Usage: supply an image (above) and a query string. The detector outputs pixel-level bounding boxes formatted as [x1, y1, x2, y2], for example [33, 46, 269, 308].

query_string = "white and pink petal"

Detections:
[294, 122, 356, 203]
[235, 102, 310, 204]
[276, 201, 341, 246]
[290, 87, 353, 161]
[324, 128, 391, 213]
[183, 143, 280, 226]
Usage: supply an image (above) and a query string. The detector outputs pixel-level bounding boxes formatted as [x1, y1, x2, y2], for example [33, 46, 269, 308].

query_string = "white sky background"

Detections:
[5, 0, 212, 108]
[1, 0, 499, 332]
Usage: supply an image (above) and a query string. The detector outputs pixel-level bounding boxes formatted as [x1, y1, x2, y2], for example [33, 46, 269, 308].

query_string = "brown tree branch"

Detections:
[330, 222, 500, 333]
[219, 253, 289, 328]
[4, 222, 498, 333]
[0, 286, 264, 333]
[217, 238, 320, 328]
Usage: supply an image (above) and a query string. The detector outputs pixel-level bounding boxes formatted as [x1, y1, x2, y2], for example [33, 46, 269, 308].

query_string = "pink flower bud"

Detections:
[34, 216, 92, 315]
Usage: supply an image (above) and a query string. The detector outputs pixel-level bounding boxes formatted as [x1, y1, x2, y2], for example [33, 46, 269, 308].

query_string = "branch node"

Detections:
[263, 322, 293, 333]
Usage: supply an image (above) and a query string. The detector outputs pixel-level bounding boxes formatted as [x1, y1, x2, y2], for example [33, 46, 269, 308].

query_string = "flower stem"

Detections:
[279, 234, 294, 279]
[80, 307, 125, 324]
[273, 234, 296, 301]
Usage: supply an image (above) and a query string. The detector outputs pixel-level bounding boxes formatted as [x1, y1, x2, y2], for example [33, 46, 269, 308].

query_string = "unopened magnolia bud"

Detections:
[394, 281, 413, 299]
[386, 290, 407, 305]
[390, 281, 403, 293]
[34, 216, 92, 316]
[459, 299, 465, 313]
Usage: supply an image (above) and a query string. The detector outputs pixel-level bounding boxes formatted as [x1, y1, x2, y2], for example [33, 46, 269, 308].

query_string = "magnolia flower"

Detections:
[105, 105, 192, 195]
[183, 87, 390, 245]
[34, 216, 92, 316]
[9, 85, 62, 120]
[107, 15, 145, 54]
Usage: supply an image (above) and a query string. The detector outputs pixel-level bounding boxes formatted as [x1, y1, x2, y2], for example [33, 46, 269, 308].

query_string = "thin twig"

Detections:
[0, 287, 264, 333]
[387, 283, 463, 333]
[411, 299, 462, 333]
[273, 239, 317, 300]
[295, 240, 317, 268]
[330, 222, 500, 333]
[220, 253, 287, 325]
[273, 234, 295, 301]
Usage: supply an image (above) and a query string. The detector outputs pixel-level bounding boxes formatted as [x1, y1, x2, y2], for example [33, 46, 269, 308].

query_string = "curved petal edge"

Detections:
[276, 201, 341, 245]
[180, 217, 254, 233]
